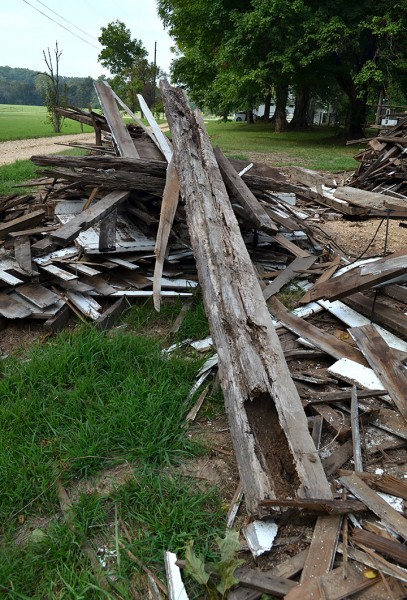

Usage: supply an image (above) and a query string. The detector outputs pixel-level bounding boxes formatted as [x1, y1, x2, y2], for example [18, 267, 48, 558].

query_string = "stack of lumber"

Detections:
[1, 80, 407, 598]
[345, 117, 407, 212]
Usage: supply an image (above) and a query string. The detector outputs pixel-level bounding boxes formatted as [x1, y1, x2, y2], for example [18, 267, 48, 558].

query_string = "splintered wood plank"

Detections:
[263, 256, 317, 301]
[162, 80, 332, 512]
[350, 324, 407, 422]
[96, 298, 126, 331]
[334, 186, 398, 209]
[340, 474, 407, 540]
[94, 82, 140, 158]
[300, 515, 342, 583]
[0, 209, 46, 239]
[268, 297, 367, 365]
[286, 562, 378, 600]
[306, 248, 407, 302]
[352, 528, 407, 566]
[15, 283, 59, 308]
[0, 293, 32, 319]
[137, 93, 173, 162]
[153, 158, 180, 311]
[322, 439, 354, 477]
[51, 191, 130, 245]
[14, 235, 33, 274]
[233, 569, 296, 597]
[214, 147, 278, 234]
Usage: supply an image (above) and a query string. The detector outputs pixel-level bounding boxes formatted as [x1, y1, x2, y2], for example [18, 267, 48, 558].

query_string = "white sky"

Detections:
[1, 0, 175, 78]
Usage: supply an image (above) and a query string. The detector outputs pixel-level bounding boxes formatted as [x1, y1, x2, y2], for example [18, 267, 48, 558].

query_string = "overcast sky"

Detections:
[1, 0, 175, 78]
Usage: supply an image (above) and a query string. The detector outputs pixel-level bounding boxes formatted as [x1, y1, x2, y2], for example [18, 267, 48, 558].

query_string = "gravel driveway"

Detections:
[0, 133, 95, 166]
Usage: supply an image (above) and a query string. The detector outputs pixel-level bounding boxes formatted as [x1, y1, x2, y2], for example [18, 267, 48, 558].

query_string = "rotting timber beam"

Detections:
[161, 79, 332, 513]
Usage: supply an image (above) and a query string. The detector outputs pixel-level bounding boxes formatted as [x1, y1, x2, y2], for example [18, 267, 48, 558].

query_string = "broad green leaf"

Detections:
[184, 540, 210, 586]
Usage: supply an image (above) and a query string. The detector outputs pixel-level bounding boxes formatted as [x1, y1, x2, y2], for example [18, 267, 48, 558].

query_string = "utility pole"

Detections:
[152, 41, 157, 108]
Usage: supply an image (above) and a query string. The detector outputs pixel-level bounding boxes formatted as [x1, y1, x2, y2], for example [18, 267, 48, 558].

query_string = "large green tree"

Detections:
[158, 0, 407, 138]
[98, 20, 163, 110]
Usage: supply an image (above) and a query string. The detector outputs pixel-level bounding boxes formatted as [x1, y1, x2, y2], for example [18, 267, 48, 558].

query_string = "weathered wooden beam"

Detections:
[214, 147, 278, 233]
[0, 209, 46, 239]
[161, 79, 331, 513]
[94, 82, 140, 158]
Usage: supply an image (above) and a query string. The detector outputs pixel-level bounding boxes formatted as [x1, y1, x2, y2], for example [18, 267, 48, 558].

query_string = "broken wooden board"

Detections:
[263, 256, 317, 301]
[334, 186, 402, 210]
[345, 293, 407, 341]
[306, 249, 407, 302]
[340, 474, 407, 540]
[0, 208, 46, 239]
[94, 82, 140, 158]
[153, 158, 180, 311]
[14, 235, 33, 274]
[300, 515, 342, 583]
[268, 297, 367, 365]
[162, 79, 332, 513]
[350, 324, 407, 422]
[214, 147, 278, 234]
[286, 562, 378, 600]
[51, 191, 130, 246]
[15, 283, 60, 308]
[0, 292, 32, 319]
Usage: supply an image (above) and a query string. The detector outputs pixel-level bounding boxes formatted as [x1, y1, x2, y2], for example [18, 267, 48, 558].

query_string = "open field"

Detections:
[0, 104, 93, 141]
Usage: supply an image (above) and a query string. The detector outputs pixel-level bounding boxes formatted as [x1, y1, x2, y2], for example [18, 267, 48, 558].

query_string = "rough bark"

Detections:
[274, 83, 289, 132]
[289, 87, 311, 129]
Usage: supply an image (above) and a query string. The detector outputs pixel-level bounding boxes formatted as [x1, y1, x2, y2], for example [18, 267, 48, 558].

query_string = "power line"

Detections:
[21, 0, 101, 51]
[31, 0, 99, 42]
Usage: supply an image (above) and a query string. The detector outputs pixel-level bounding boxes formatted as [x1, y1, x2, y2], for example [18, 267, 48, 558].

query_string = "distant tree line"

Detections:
[0, 66, 97, 107]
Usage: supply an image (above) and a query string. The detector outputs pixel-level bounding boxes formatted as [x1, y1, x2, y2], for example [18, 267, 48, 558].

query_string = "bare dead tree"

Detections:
[41, 42, 67, 132]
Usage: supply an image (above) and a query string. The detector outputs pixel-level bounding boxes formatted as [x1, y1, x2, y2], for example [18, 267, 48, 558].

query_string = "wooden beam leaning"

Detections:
[94, 82, 140, 158]
[214, 147, 278, 234]
[161, 80, 331, 513]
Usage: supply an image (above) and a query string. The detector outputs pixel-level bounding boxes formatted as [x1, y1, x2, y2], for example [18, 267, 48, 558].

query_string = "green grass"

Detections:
[0, 321, 224, 598]
[0, 104, 93, 141]
[205, 120, 364, 172]
[0, 148, 87, 196]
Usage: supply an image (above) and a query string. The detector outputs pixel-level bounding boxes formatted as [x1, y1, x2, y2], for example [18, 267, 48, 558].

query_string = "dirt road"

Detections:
[0, 133, 95, 167]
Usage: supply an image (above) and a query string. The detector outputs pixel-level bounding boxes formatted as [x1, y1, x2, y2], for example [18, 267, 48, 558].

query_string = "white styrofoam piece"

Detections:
[377, 493, 404, 514]
[190, 337, 213, 352]
[243, 519, 278, 558]
[327, 358, 386, 391]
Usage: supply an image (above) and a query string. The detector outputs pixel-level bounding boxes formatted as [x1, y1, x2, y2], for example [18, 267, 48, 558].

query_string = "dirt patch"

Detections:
[0, 133, 95, 166]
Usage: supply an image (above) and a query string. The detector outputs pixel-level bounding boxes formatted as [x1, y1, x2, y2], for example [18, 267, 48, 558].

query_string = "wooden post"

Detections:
[161, 80, 331, 513]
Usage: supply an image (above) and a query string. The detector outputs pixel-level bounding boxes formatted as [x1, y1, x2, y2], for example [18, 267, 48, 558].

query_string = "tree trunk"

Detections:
[289, 87, 311, 129]
[275, 83, 289, 132]
[263, 92, 272, 122]
[248, 109, 254, 124]
[336, 74, 367, 140]
[161, 79, 332, 513]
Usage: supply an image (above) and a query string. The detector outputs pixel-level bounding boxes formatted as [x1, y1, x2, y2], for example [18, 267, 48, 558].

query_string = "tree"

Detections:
[98, 20, 163, 111]
[38, 42, 67, 132]
[158, 0, 407, 138]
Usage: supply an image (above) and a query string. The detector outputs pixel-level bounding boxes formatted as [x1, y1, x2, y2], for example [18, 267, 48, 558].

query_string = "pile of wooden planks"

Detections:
[1, 80, 407, 598]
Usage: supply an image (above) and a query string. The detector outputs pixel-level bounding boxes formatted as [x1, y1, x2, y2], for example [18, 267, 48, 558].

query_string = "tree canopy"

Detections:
[157, 0, 407, 138]
[98, 20, 164, 111]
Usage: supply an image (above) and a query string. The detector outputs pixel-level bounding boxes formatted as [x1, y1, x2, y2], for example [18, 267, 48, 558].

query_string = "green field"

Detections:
[0, 104, 93, 141]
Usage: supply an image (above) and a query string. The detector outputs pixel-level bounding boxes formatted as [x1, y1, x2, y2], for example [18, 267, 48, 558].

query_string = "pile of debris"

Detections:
[1, 80, 407, 598]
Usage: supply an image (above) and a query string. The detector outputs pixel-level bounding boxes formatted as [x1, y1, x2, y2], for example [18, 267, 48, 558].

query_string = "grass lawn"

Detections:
[0, 104, 93, 141]
[0, 302, 224, 599]
[205, 120, 363, 172]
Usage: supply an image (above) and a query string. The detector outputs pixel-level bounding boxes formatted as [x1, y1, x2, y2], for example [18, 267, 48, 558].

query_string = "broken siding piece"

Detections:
[263, 255, 317, 301]
[164, 551, 189, 600]
[137, 93, 173, 162]
[327, 358, 386, 391]
[161, 80, 331, 512]
[349, 324, 407, 422]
